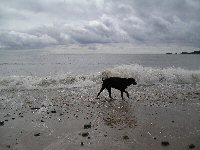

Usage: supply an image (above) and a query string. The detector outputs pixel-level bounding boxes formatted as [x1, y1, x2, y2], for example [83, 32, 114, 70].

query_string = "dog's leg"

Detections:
[125, 91, 129, 98]
[97, 86, 105, 97]
[106, 87, 113, 99]
[121, 91, 124, 100]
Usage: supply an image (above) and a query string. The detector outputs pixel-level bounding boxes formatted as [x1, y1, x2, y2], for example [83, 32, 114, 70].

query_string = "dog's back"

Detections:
[102, 77, 132, 90]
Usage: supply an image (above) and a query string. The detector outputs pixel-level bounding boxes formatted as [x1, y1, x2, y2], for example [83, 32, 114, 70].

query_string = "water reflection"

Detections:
[98, 99, 137, 128]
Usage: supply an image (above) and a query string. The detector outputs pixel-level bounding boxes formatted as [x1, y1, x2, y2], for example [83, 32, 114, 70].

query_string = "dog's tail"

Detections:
[101, 70, 112, 81]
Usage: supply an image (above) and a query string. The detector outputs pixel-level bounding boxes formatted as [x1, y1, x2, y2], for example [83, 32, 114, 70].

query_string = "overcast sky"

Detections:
[0, 0, 200, 50]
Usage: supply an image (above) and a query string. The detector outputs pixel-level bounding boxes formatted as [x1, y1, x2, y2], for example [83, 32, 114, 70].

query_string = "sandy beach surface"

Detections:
[0, 83, 200, 150]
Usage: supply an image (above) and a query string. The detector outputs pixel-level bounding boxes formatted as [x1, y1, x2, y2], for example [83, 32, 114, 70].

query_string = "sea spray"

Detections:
[0, 64, 200, 90]
[101, 64, 200, 85]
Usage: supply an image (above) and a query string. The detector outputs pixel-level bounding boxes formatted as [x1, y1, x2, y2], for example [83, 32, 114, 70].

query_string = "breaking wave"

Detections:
[0, 64, 200, 89]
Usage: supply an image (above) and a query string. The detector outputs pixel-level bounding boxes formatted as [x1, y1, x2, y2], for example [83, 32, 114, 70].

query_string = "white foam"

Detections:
[0, 64, 200, 90]
[103, 64, 200, 85]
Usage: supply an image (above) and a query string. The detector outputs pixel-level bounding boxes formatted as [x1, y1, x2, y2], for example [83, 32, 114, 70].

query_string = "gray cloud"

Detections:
[0, 0, 200, 49]
[0, 30, 57, 49]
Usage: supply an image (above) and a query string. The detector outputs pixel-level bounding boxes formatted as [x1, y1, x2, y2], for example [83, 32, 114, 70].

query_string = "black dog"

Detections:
[97, 77, 137, 99]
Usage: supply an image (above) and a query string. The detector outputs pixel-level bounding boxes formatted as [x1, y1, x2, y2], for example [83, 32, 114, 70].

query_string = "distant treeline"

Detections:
[166, 50, 200, 55]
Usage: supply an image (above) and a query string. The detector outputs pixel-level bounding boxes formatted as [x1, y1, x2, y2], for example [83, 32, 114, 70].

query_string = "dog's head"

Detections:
[128, 78, 137, 85]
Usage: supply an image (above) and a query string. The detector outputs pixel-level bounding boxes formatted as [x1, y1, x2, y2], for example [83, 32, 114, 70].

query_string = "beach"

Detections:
[0, 83, 200, 150]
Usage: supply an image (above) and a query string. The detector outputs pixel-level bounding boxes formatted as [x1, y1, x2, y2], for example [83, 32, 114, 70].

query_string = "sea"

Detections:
[0, 49, 200, 90]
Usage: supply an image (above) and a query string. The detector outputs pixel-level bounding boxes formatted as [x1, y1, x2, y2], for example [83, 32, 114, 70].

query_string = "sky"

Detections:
[0, 0, 200, 51]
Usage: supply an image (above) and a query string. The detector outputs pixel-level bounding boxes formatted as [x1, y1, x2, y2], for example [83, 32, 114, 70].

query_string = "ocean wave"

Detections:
[0, 64, 200, 89]
[103, 64, 200, 85]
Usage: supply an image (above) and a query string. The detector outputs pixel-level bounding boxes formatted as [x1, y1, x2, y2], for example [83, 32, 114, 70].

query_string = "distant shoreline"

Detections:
[166, 50, 200, 55]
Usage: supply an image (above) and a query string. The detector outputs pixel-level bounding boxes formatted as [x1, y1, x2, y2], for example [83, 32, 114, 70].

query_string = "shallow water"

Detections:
[0, 50, 200, 77]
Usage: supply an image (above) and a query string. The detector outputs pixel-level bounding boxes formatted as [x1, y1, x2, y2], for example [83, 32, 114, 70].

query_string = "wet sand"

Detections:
[0, 84, 200, 150]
